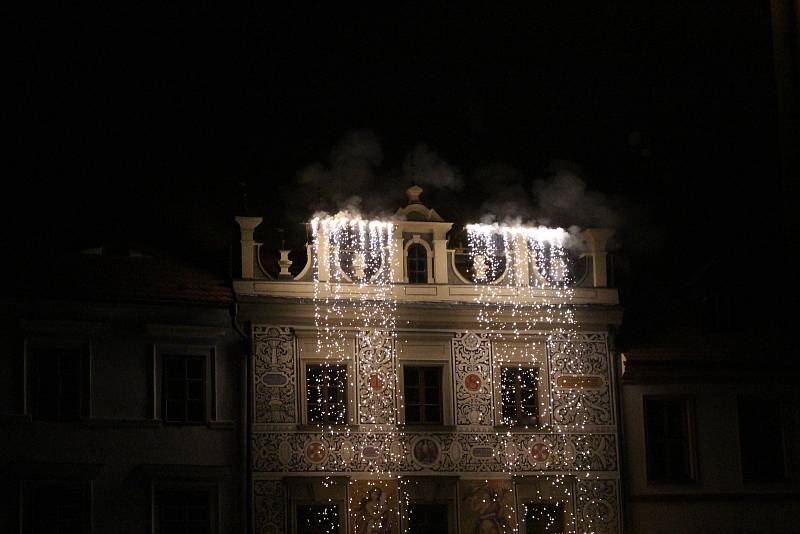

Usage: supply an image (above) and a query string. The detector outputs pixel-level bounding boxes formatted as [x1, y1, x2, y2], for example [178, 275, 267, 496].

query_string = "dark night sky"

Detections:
[7, 3, 789, 346]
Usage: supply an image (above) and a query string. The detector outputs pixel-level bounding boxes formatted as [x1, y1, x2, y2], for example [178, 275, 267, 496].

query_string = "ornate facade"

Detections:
[234, 187, 623, 534]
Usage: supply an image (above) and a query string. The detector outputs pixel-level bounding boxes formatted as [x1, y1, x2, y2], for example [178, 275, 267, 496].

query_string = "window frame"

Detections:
[304, 363, 349, 425]
[492, 338, 550, 428]
[403, 236, 434, 284]
[642, 395, 698, 484]
[152, 482, 219, 534]
[26, 338, 92, 421]
[396, 334, 454, 427]
[153, 343, 216, 425]
[161, 354, 208, 425]
[737, 394, 789, 484]
[499, 366, 540, 427]
[21, 480, 92, 534]
[402, 365, 444, 425]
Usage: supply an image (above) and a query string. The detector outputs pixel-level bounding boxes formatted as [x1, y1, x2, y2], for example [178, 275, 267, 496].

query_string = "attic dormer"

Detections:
[391, 186, 453, 284]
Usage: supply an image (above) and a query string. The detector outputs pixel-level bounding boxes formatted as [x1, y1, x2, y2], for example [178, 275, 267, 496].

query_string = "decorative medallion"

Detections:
[278, 440, 292, 465]
[530, 442, 551, 463]
[340, 441, 354, 463]
[362, 446, 381, 459]
[304, 441, 328, 464]
[461, 332, 482, 351]
[464, 372, 483, 392]
[368, 372, 386, 392]
[471, 446, 494, 459]
[412, 437, 441, 466]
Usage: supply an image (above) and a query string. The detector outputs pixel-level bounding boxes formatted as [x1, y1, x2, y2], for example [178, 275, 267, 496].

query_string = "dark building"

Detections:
[0, 248, 246, 533]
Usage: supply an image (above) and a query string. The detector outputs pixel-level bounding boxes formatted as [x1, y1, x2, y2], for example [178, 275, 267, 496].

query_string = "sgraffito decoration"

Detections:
[252, 431, 617, 474]
[253, 326, 297, 424]
[452, 332, 494, 426]
[349, 479, 398, 534]
[576, 479, 619, 534]
[459, 479, 516, 534]
[357, 331, 396, 425]
[548, 333, 613, 427]
[253, 479, 287, 534]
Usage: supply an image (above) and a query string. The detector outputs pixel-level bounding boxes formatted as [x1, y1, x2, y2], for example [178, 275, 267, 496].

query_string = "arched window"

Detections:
[407, 243, 428, 283]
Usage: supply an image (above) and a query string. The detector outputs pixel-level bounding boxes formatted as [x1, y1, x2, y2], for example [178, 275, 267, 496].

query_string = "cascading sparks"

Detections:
[310, 214, 399, 473]
[466, 223, 592, 534]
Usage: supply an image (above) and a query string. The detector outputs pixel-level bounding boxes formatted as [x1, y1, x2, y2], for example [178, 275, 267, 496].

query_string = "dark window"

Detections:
[738, 396, 787, 483]
[163, 355, 206, 423]
[500, 367, 539, 426]
[23, 483, 90, 534]
[31, 346, 84, 421]
[404, 366, 442, 424]
[409, 503, 448, 534]
[525, 503, 564, 534]
[407, 244, 428, 283]
[644, 397, 695, 483]
[297, 504, 340, 534]
[157, 490, 211, 534]
[306, 364, 348, 424]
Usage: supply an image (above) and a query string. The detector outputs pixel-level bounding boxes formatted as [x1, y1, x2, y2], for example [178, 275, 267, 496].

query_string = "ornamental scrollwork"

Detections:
[357, 331, 396, 424]
[452, 332, 494, 426]
[548, 333, 613, 426]
[253, 326, 297, 424]
[253, 479, 287, 534]
[576, 479, 619, 534]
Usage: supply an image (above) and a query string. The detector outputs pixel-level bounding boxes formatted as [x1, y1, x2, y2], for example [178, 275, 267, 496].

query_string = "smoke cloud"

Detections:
[296, 130, 462, 217]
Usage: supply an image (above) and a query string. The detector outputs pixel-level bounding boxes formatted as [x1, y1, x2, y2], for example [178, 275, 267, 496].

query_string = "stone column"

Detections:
[235, 216, 262, 279]
[433, 230, 449, 284]
[581, 228, 614, 287]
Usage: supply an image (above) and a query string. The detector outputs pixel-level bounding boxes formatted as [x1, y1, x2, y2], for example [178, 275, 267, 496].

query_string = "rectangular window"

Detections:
[30, 346, 84, 421]
[23, 483, 90, 534]
[163, 355, 206, 424]
[738, 396, 787, 483]
[525, 502, 564, 534]
[408, 503, 448, 534]
[306, 364, 348, 424]
[644, 397, 696, 483]
[500, 366, 539, 426]
[407, 244, 428, 283]
[404, 366, 442, 424]
[296, 504, 340, 534]
[157, 490, 211, 534]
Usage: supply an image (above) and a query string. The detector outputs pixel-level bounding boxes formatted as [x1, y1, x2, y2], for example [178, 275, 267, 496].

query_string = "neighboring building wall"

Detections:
[621, 354, 800, 534]
[0, 298, 245, 533]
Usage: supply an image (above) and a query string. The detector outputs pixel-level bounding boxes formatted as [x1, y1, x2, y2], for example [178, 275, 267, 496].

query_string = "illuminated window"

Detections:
[30, 345, 86, 421]
[407, 243, 428, 283]
[525, 502, 564, 534]
[409, 504, 448, 533]
[500, 367, 539, 426]
[738, 396, 787, 483]
[403, 366, 442, 424]
[644, 397, 696, 483]
[297, 504, 340, 534]
[306, 364, 348, 424]
[163, 355, 206, 424]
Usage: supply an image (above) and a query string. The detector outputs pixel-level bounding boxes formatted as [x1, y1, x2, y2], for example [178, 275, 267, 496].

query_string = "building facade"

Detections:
[234, 188, 624, 534]
[0, 250, 246, 533]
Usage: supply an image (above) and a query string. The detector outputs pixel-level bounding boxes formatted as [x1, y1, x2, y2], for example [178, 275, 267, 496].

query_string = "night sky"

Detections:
[9, 3, 789, 347]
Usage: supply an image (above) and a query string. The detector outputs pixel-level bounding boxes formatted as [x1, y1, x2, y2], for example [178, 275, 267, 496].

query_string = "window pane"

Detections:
[525, 503, 564, 534]
[424, 405, 441, 423]
[406, 405, 421, 423]
[409, 503, 448, 533]
[645, 398, 694, 482]
[298, 504, 340, 534]
[163, 355, 206, 424]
